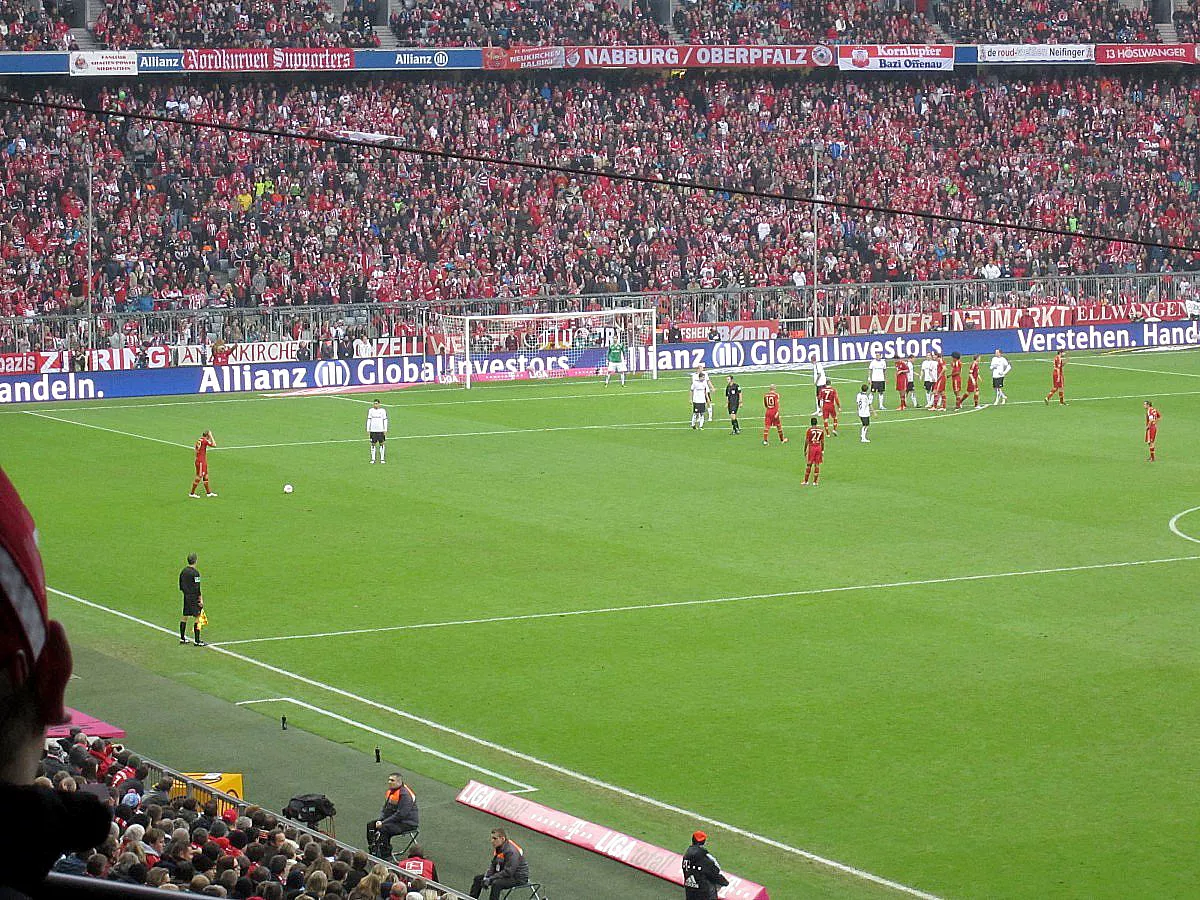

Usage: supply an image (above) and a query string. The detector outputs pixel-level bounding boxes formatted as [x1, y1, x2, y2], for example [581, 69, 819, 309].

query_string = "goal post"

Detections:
[430, 308, 658, 388]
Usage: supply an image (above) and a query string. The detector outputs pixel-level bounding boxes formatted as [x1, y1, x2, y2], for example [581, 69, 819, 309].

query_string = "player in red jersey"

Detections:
[895, 358, 912, 410]
[1144, 400, 1160, 461]
[1045, 350, 1067, 405]
[963, 354, 981, 408]
[762, 385, 787, 445]
[817, 383, 840, 436]
[932, 353, 947, 410]
[950, 352, 964, 408]
[189, 431, 217, 498]
[802, 417, 825, 486]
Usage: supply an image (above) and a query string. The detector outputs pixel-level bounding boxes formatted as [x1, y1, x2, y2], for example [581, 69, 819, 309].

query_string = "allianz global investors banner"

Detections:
[455, 781, 770, 900]
[565, 44, 834, 69]
[1096, 43, 1200, 65]
[182, 47, 354, 71]
[837, 44, 954, 71]
[6, 324, 1200, 403]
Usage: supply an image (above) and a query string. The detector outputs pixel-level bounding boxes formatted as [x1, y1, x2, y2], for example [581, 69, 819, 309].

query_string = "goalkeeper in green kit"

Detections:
[604, 338, 628, 386]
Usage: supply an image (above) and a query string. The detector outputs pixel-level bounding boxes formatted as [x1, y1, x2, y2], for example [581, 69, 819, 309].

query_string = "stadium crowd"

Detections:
[388, 0, 667, 48]
[935, 0, 1161, 44]
[94, 0, 380, 50]
[671, 0, 936, 46]
[75, 0, 1187, 49]
[33, 732, 453, 899]
[0, 0, 75, 51]
[0, 71, 1197, 328]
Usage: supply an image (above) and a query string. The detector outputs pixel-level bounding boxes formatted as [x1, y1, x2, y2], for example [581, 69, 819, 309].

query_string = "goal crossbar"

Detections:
[432, 308, 658, 388]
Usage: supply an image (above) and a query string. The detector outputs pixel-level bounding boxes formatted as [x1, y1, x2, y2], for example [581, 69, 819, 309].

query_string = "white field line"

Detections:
[1070, 361, 1200, 379]
[29, 388, 1200, 452]
[235, 697, 535, 792]
[0, 395, 281, 415]
[1168, 507, 1200, 545]
[211, 554, 1200, 649]
[22, 411, 193, 448]
[47, 585, 946, 900]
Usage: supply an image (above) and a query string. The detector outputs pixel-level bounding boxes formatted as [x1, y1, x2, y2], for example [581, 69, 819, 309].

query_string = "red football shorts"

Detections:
[764, 411, 781, 426]
[1146, 426, 1157, 443]
[821, 404, 836, 418]
[806, 446, 824, 464]
[195, 459, 208, 476]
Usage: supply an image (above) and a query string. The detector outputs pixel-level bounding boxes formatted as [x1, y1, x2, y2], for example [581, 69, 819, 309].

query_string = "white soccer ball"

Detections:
[283, 484, 294, 494]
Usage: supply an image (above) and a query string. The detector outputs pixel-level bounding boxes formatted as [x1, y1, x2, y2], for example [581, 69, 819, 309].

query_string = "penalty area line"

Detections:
[46, 585, 944, 900]
[22, 411, 193, 448]
[212, 554, 1200, 648]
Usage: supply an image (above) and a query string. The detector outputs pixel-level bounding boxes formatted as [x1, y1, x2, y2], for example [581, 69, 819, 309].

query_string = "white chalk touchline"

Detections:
[235, 697, 535, 792]
[1168, 507, 1200, 545]
[49, 584, 945, 900]
[22, 411, 193, 448]
[1072, 361, 1200, 379]
[211, 554, 1200, 648]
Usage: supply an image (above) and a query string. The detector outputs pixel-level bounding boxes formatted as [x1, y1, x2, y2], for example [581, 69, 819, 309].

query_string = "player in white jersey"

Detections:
[366, 399, 389, 463]
[989, 349, 1012, 405]
[812, 359, 829, 410]
[699, 365, 713, 421]
[868, 353, 887, 409]
[855, 384, 873, 442]
[920, 355, 938, 408]
[689, 370, 710, 430]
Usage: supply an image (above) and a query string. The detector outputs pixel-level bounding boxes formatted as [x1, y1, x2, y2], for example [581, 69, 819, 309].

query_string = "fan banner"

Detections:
[668, 320, 781, 341]
[68, 51, 138, 77]
[837, 44, 954, 71]
[565, 44, 834, 69]
[1095, 43, 1200, 65]
[0, 352, 68, 375]
[456, 781, 770, 899]
[977, 43, 1094, 64]
[816, 313, 944, 336]
[482, 46, 566, 69]
[181, 48, 355, 72]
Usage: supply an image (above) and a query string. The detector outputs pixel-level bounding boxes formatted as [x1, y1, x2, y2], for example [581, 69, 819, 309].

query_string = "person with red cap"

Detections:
[0, 465, 111, 897]
[681, 830, 728, 900]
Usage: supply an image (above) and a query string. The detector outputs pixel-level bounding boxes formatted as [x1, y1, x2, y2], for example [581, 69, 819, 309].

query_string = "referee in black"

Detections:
[725, 375, 742, 435]
[179, 553, 205, 646]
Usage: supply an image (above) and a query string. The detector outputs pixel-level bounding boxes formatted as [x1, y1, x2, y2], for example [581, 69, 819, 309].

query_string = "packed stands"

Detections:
[37, 734, 466, 898]
[935, 0, 1160, 44]
[0, 0, 75, 51]
[343, 0, 382, 47]
[671, 0, 937, 45]
[94, 0, 380, 50]
[388, 0, 668, 48]
[1175, 6, 1199, 40]
[1, 71, 1198, 326]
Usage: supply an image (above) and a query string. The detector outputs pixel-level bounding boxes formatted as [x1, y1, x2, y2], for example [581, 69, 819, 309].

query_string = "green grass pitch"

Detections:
[4, 349, 1199, 899]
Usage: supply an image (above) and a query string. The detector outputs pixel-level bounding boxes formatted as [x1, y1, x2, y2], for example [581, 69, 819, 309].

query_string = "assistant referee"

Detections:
[178, 553, 205, 646]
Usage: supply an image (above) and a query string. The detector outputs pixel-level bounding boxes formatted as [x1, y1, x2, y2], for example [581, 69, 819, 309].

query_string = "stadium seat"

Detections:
[499, 884, 547, 900]
[385, 829, 419, 861]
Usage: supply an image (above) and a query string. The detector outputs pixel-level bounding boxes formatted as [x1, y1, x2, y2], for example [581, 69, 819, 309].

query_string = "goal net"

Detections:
[430, 308, 657, 388]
